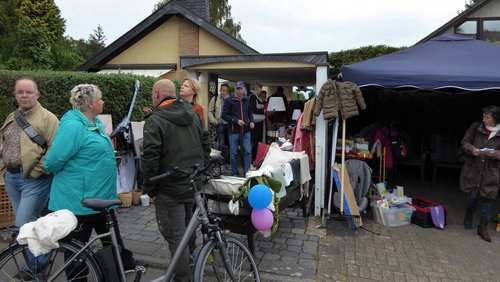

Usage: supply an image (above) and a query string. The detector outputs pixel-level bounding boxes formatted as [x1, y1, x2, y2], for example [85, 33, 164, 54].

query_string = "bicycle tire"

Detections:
[194, 235, 260, 282]
[0, 240, 103, 281]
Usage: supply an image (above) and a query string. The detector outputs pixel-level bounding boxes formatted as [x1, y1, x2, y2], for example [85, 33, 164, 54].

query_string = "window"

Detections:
[455, 20, 477, 38]
[483, 20, 500, 41]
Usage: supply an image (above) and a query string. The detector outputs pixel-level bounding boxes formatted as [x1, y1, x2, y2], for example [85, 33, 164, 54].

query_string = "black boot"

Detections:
[464, 208, 474, 230]
[477, 217, 492, 242]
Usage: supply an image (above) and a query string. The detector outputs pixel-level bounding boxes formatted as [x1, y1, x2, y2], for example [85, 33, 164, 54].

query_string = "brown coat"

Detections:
[460, 122, 500, 199]
[313, 80, 366, 120]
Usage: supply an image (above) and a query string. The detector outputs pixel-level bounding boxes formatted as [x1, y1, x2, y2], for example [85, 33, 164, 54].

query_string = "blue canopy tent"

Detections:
[341, 34, 500, 91]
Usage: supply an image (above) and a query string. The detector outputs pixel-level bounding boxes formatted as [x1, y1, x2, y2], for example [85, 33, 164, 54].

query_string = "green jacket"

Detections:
[0, 102, 59, 178]
[45, 109, 117, 215]
[141, 97, 211, 199]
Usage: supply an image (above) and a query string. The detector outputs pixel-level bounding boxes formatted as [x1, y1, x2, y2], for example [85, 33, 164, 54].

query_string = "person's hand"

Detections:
[472, 148, 480, 156]
[237, 119, 245, 126]
[143, 107, 152, 114]
[250, 122, 255, 129]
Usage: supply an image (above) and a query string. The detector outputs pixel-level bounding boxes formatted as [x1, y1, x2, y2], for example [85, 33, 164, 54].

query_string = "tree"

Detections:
[16, 0, 65, 44]
[154, 0, 245, 43]
[0, 0, 20, 64]
[5, 21, 54, 70]
[87, 25, 107, 56]
[464, 0, 481, 10]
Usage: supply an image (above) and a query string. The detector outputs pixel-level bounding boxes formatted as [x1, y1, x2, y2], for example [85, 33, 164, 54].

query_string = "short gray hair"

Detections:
[70, 84, 100, 112]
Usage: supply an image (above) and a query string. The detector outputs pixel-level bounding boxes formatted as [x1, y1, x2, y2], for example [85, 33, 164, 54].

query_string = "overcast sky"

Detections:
[54, 0, 467, 53]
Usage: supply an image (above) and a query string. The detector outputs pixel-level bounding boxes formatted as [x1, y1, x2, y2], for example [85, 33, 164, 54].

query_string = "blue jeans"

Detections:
[4, 172, 53, 270]
[228, 132, 252, 176]
[216, 123, 228, 162]
[467, 188, 493, 219]
[4, 172, 52, 227]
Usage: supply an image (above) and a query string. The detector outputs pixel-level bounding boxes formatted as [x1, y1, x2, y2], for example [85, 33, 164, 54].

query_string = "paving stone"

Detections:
[286, 245, 301, 252]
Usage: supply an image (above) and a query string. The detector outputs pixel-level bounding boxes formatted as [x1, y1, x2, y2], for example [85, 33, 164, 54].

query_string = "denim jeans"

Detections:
[4, 172, 52, 227]
[216, 123, 228, 162]
[228, 131, 252, 176]
[467, 188, 493, 219]
[4, 172, 53, 271]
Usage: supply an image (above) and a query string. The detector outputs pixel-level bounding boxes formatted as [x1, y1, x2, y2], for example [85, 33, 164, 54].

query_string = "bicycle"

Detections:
[0, 163, 260, 281]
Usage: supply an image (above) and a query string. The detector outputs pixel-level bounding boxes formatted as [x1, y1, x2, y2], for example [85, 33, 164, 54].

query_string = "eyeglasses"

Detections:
[14, 90, 37, 96]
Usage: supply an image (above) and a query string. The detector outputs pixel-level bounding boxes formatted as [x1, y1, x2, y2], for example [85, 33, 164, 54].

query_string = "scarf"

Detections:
[485, 123, 500, 139]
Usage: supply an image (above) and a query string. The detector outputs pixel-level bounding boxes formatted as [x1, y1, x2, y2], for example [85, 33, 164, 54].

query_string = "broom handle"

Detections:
[340, 118, 346, 213]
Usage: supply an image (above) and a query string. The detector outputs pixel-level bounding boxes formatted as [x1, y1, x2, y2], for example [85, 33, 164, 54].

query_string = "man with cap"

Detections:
[222, 81, 254, 176]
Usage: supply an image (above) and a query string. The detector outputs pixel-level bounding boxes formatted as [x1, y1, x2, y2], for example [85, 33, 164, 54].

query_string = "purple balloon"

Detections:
[251, 208, 274, 231]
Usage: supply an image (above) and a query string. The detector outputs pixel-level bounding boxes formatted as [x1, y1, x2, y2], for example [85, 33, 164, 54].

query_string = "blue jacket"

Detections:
[45, 109, 117, 215]
[221, 93, 254, 134]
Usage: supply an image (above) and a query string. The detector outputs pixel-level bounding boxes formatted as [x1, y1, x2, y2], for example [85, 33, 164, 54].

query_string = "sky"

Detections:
[54, 0, 467, 53]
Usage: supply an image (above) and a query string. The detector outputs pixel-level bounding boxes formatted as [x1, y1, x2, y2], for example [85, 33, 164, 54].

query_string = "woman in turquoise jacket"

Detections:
[44, 84, 135, 271]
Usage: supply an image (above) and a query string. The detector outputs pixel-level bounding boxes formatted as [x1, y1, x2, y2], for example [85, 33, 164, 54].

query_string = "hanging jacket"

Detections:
[314, 80, 366, 120]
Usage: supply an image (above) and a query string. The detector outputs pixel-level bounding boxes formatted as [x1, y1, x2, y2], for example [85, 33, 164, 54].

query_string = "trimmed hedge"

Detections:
[0, 70, 170, 125]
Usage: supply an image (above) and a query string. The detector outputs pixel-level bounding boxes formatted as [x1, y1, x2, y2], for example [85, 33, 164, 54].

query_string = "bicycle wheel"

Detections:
[0, 240, 103, 281]
[194, 235, 260, 282]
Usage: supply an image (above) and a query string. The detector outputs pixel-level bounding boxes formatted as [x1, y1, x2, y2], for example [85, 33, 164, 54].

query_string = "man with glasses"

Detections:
[0, 77, 58, 274]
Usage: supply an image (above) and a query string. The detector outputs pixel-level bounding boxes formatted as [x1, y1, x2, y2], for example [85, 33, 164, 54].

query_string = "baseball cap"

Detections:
[235, 81, 245, 89]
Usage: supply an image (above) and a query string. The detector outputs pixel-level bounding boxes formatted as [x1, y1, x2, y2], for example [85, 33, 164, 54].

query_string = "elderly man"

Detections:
[222, 81, 254, 176]
[0, 77, 59, 273]
[141, 79, 210, 282]
[1, 78, 59, 226]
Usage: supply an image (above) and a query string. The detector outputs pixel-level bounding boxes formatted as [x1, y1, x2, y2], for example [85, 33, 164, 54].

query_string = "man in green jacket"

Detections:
[141, 79, 210, 282]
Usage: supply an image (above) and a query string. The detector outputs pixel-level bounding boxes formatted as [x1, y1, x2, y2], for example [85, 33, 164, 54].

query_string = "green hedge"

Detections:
[0, 70, 171, 125]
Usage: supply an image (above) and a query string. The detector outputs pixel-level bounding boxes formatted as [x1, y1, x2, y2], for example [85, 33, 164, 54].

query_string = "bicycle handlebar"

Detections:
[149, 162, 213, 183]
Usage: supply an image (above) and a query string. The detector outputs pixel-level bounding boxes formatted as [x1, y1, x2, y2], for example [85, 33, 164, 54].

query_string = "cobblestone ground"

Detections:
[116, 204, 319, 282]
[317, 172, 500, 282]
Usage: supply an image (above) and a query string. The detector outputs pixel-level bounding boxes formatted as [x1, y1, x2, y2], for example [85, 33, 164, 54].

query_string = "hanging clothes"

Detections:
[313, 80, 366, 120]
[301, 97, 316, 130]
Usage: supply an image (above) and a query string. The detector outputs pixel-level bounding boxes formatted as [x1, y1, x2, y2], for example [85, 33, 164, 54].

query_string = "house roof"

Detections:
[76, 1, 258, 72]
[181, 52, 329, 86]
[417, 0, 492, 43]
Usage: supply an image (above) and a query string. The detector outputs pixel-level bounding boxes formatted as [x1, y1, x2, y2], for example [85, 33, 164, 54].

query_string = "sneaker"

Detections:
[189, 251, 196, 267]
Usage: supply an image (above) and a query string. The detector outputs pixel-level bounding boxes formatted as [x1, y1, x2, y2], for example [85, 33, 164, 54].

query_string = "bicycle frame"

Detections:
[151, 188, 209, 282]
[48, 214, 126, 282]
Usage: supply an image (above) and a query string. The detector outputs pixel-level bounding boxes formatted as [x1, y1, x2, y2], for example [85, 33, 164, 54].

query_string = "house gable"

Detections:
[199, 28, 242, 55]
[108, 17, 180, 65]
[418, 0, 500, 43]
[77, 1, 257, 73]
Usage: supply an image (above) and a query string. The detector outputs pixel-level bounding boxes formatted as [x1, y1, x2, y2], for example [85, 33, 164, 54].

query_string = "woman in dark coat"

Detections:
[460, 105, 500, 242]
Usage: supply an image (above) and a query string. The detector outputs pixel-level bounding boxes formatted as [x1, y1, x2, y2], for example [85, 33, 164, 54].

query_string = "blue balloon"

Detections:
[248, 184, 272, 210]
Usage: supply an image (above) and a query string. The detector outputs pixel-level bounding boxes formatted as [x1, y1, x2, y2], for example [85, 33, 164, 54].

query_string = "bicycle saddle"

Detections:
[82, 198, 122, 211]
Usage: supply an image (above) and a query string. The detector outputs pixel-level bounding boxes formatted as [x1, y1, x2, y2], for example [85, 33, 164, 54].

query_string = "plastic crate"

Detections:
[372, 203, 415, 227]
[0, 182, 15, 228]
[408, 197, 448, 228]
